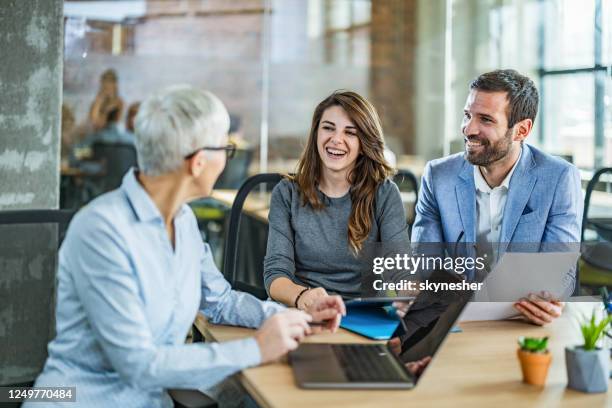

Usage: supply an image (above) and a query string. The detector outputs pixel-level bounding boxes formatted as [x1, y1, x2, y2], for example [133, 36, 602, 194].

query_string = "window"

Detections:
[538, 0, 612, 168]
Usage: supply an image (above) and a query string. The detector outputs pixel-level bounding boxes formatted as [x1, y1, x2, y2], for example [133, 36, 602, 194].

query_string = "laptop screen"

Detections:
[397, 269, 474, 381]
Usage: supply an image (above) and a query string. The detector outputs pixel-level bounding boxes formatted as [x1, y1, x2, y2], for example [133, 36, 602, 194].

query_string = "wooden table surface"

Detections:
[194, 303, 611, 408]
[210, 189, 271, 223]
[209, 189, 417, 225]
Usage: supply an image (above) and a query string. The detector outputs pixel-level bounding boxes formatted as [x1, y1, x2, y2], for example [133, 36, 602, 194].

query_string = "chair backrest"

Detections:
[581, 167, 612, 242]
[92, 142, 137, 193]
[213, 148, 254, 190]
[580, 168, 612, 283]
[0, 209, 76, 386]
[392, 169, 419, 230]
[224, 173, 282, 299]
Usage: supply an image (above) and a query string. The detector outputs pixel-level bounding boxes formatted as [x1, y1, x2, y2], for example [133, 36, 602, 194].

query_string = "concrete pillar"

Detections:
[0, 0, 64, 210]
[0, 0, 63, 386]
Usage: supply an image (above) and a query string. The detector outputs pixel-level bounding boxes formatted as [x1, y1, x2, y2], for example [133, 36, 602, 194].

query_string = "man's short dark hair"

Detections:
[469, 69, 538, 128]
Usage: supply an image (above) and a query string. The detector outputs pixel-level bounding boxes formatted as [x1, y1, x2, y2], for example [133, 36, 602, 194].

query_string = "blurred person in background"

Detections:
[89, 68, 124, 131]
[125, 101, 141, 136]
[81, 102, 134, 148]
[74, 69, 133, 157]
[60, 104, 76, 162]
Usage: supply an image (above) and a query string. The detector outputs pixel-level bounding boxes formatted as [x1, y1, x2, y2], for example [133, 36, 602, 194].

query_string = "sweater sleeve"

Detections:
[263, 180, 298, 293]
[377, 179, 410, 243]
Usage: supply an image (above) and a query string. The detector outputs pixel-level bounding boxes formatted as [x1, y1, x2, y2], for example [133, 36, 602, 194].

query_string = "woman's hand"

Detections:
[254, 310, 312, 364]
[296, 287, 329, 310]
[306, 295, 346, 333]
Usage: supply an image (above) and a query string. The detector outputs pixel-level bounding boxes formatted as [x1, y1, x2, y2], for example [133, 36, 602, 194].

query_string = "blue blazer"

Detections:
[411, 144, 583, 244]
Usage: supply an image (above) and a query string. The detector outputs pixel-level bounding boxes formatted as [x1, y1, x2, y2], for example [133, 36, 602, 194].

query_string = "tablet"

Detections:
[344, 296, 416, 307]
[340, 305, 402, 340]
[478, 251, 580, 302]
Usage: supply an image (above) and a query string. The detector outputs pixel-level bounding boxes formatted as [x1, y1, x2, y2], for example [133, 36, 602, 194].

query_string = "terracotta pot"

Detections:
[517, 349, 552, 386]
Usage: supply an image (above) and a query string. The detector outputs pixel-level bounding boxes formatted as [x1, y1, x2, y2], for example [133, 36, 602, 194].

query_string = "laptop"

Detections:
[289, 271, 473, 389]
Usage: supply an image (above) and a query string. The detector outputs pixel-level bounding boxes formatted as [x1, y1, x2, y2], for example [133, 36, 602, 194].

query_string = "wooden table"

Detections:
[396, 155, 426, 179]
[209, 189, 417, 225]
[194, 303, 611, 407]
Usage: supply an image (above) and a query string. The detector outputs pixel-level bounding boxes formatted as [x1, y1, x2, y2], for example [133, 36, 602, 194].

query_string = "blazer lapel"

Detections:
[501, 145, 537, 243]
[455, 160, 476, 242]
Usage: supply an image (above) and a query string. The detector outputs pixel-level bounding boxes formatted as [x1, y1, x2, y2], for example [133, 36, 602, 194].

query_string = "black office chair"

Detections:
[92, 142, 138, 193]
[393, 169, 419, 232]
[213, 148, 254, 190]
[170, 390, 217, 408]
[0, 209, 75, 388]
[224, 173, 283, 299]
[579, 167, 612, 292]
[0, 209, 76, 247]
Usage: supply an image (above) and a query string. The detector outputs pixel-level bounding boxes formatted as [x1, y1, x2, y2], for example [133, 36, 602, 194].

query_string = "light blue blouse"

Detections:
[28, 170, 283, 407]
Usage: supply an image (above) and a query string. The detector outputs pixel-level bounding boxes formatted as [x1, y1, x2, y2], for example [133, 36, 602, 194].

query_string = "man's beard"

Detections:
[464, 128, 513, 166]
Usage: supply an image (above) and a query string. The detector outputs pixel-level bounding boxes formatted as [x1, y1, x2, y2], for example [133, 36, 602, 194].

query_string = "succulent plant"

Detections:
[518, 336, 549, 353]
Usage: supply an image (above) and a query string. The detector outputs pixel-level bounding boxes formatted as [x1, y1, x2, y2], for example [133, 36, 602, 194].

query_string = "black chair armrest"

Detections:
[170, 389, 218, 408]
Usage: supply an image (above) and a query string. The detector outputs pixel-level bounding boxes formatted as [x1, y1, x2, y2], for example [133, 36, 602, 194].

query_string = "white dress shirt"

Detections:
[473, 150, 522, 263]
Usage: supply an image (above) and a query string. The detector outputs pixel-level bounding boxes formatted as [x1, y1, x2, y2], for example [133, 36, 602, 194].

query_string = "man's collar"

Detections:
[473, 147, 523, 193]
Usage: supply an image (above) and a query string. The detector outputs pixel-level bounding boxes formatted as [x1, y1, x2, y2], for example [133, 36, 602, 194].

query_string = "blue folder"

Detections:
[339, 305, 401, 340]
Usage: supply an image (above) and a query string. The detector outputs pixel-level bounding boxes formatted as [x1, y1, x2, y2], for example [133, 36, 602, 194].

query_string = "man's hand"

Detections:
[513, 292, 564, 326]
[254, 310, 312, 364]
[405, 356, 432, 376]
[392, 300, 414, 318]
[388, 337, 402, 355]
[296, 287, 328, 310]
[306, 295, 346, 333]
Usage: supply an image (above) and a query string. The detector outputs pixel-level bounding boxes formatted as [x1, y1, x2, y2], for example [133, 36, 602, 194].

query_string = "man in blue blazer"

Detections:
[411, 69, 583, 325]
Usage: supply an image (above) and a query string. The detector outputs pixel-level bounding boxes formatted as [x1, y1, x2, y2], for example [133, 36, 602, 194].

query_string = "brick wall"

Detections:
[370, 0, 418, 154]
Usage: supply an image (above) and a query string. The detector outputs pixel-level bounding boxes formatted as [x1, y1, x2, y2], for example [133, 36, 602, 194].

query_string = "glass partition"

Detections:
[61, 0, 612, 205]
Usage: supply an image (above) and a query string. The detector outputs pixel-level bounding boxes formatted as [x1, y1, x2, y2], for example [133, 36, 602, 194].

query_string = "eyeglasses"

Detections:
[184, 142, 237, 160]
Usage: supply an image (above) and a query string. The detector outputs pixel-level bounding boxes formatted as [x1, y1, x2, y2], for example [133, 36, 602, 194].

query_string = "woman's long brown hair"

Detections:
[291, 90, 394, 253]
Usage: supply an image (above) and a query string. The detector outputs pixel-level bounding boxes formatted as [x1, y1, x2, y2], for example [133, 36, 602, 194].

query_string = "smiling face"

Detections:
[316, 105, 361, 176]
[461, 90, 520, 166]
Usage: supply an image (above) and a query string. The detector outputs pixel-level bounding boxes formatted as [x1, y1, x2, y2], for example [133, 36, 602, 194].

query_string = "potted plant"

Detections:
[565, 311, 612, 393]
[517, 336, 552, 386]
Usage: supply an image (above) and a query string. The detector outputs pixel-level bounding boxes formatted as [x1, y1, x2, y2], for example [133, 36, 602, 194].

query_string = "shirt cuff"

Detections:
[262, 300, 286, 319]
[222, 337, 262, 368]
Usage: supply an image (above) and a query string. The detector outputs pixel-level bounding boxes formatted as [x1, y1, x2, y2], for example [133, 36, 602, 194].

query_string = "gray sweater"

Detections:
[263, 178, 409, 297]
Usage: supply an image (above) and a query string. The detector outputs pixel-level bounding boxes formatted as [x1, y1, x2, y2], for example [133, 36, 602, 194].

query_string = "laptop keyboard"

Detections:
[331, 344, 408, 382]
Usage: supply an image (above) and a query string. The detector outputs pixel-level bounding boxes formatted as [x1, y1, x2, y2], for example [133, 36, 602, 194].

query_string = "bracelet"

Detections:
[294, 287, 310, 309]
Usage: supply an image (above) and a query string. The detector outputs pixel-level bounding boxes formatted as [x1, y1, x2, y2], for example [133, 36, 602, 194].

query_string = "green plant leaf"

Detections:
[518, 336, 548, 352]
[578, 310, 612, 350]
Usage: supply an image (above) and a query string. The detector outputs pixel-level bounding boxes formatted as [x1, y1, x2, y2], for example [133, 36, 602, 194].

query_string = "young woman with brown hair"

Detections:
[264, 90, 409, 309]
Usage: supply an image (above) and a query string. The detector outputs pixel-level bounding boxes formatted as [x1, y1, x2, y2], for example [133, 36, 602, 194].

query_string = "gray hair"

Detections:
[134, 85, 230, 176]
